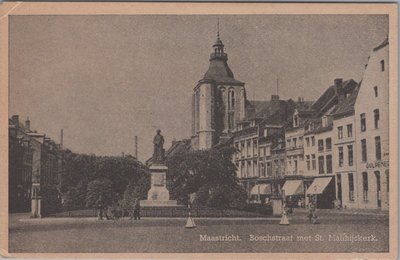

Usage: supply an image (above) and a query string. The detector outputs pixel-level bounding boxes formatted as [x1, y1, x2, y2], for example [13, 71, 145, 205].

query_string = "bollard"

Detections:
[185, 205, 196, 228]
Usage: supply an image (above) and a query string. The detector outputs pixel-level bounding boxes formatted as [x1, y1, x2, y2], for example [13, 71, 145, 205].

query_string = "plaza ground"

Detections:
[9, 209, 389, 253]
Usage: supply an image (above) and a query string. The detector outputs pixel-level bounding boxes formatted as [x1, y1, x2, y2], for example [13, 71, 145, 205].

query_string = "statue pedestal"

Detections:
[140, 164, 178, 207]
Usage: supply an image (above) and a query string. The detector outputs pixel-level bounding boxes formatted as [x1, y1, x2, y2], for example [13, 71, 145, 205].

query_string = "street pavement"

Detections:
[9, 210, 389, 253]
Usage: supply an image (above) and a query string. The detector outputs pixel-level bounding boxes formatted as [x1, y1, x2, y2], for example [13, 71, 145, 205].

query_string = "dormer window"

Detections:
[293, 110, 299, 127]
[322, 116, 328, 128]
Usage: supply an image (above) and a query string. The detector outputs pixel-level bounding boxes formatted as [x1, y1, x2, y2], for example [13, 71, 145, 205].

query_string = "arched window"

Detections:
[228, 88, 235, 110]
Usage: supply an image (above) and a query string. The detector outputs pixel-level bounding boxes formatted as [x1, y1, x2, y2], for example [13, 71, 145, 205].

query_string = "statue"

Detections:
[153, 129, 165, 163]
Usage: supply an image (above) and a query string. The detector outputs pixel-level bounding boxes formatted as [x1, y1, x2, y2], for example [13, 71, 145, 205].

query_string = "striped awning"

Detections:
[306, 177, 332, 195]
[282, 180, 303, 196]
[250, 184, 272, 195]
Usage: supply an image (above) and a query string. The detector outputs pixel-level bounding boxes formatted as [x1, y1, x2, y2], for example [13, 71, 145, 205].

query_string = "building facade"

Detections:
[354, 38, 389, 210]
[9, 115, 63, 217]
[190, 33, 389, 210]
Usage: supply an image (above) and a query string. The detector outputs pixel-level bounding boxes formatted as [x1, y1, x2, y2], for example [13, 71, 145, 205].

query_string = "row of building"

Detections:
[190, 32, 389, 210]
[9, 115, 63, 216]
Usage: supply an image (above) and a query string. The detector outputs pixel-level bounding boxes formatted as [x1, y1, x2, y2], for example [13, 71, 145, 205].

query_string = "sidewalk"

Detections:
[293, 207, 388, 217]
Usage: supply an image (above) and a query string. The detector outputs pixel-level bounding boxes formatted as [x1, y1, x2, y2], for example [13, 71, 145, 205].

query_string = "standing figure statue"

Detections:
[153, 129, 165, 163]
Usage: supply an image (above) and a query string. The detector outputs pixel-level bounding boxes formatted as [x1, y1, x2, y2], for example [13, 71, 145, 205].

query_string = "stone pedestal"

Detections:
[271, 196, 283, 217]
[140, 164, 178, 207]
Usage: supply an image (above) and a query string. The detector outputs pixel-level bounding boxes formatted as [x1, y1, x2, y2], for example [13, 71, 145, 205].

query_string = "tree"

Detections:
[60, 151, 149, 211]
[167, 146, 243, 208]
[85, 178, 114, 219]
[122, 173, 150, 211]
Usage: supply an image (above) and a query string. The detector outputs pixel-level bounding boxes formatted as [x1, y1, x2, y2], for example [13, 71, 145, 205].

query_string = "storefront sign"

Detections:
[366, 160, 389, 169]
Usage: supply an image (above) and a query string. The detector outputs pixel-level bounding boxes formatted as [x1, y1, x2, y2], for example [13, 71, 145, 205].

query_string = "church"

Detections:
[190, 31, 247, 150]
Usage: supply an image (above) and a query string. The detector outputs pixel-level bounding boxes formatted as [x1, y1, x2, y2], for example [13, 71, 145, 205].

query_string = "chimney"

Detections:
[334, 78, 345, 103]
[25, 117, 30, 130]
[298, 97, 304, 103]
[271, 95, 279, 101]
[11, 115, 19, 127]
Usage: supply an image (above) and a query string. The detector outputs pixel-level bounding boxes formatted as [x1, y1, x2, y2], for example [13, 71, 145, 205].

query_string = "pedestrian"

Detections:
[133, 198, 141, 220]
[307, 200, 315, 224]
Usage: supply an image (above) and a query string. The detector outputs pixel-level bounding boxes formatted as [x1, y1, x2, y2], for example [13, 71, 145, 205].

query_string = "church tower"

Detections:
[191, 24, 246, 150]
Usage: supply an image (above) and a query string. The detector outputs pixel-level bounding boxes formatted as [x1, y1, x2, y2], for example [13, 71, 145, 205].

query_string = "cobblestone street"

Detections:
[9, 210, 389, 253]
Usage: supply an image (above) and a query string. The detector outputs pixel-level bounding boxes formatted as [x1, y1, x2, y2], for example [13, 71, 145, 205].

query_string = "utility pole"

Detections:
[277, 78, 279, 96]
[135, 135, 138, 160]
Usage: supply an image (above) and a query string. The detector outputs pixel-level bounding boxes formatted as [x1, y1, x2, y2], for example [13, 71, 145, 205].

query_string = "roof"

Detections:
[165, 139, 192, 158]
[373, 37, 389, 52]
[200, 38, 244, 86]
[202, 59, 244, 85]
[331, 83, 361, 118]
[310, 79, 357, 117]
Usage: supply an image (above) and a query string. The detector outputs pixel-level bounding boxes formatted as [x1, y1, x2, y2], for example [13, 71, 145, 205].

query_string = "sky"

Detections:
[9, 15, 388, 161]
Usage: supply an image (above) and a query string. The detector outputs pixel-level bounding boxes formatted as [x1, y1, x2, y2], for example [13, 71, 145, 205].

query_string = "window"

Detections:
[253, 140, 257, 156]
[322, 116, 328, 127]
[311, 136, 315, 146]
[348, 145, 353, 166]
[247, 161, 251, 177]
[338, 147, 344, 167]
[338, 126, 343, 139]
[375, 136, 381, 160]
[240, 142, 245, 158]
[306, 155, 310, 170]
[293, 138, 297, 148]
[253, 161, 257, 176]
[318, 156, 325, 174]
[294, 159, 298, 173]
[360, 113, 366, 132]
[362, 172, 368, 201]
[326, 155, 332, 173]
[361, 139, 367, 162]
[266, 162, 272, 176]
[318, 139, 324, 152]
[306, 137, 310, 147]
[287, 139, 291, 149]
[228, 89, 235, 110]
[326, 138, 332, 151]
[347, 124, 352, 138]
[374, 109, 380, 129]
[374, 86, 378, 97]
[348, 173, 354, 201]
[247, 141, 251, 157]
[299, 137, 303, 147]
[311, 155, 316, 170]
[380, 59, 385, 71]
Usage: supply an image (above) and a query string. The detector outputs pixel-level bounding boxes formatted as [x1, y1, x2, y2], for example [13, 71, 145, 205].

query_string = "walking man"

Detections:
[133, 198, 141, 220]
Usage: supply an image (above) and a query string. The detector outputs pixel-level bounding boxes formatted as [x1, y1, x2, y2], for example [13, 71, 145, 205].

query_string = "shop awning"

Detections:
[282, 180, 303, 196]
[250, 184, 272, 195]
[306, 177, 332, 195]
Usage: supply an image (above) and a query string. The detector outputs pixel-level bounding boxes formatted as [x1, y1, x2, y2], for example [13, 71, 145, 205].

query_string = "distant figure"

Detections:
[133, 198, 141, 220]
[153, 129, 165, 163]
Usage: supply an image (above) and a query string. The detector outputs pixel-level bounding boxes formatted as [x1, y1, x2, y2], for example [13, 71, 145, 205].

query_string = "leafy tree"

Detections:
[167, 146, 243, 208]
[40, 185, 62, 216]
[85, 178, 114, 219]
[122, 173, 150, 211]
[60, 151, 149, 211]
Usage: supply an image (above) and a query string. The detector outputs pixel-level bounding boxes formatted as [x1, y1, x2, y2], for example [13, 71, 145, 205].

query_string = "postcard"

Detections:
[0, 2, 397, 259]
